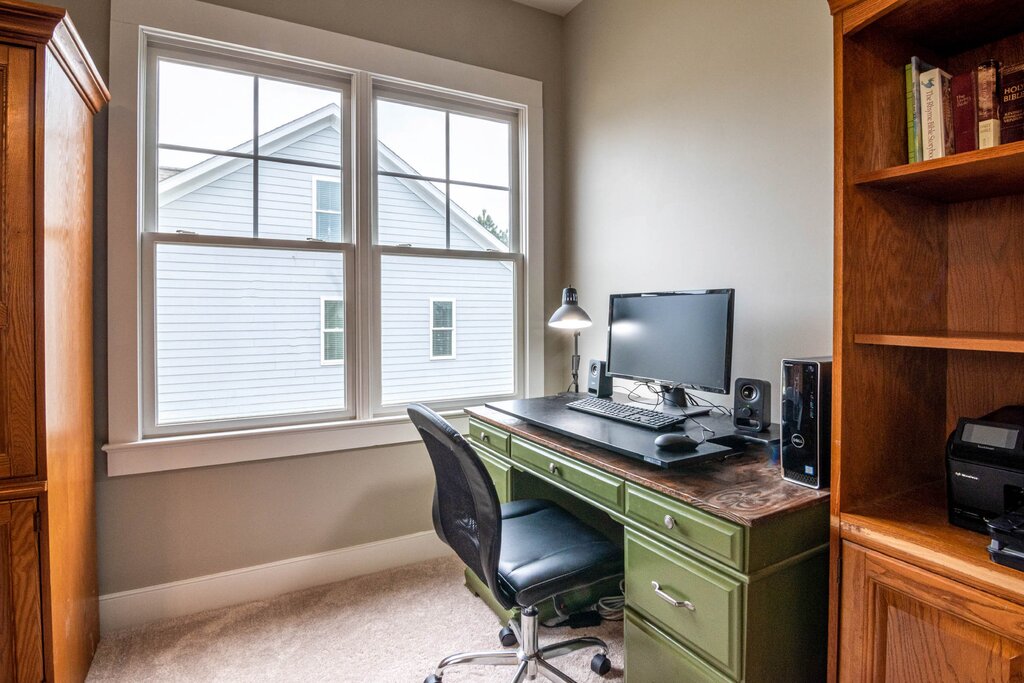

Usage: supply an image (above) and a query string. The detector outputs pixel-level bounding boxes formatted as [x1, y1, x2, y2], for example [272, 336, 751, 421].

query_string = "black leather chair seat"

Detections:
[496, 499, 623, 608]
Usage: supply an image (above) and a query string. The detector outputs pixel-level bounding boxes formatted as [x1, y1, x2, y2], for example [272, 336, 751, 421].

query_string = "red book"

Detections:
[952, 71, 978, 153]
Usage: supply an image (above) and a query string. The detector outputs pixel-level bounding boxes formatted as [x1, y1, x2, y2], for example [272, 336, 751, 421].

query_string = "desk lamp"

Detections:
[548, 286, 592, 393]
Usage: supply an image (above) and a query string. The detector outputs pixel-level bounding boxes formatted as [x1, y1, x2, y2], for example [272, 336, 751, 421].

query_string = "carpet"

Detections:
[87, 554, 624, 682]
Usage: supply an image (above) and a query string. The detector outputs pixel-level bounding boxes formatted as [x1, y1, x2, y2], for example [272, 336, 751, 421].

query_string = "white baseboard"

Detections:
[99, 530, 451, 635]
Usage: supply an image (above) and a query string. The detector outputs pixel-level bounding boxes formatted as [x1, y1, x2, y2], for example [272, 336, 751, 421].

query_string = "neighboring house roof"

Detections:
[158, 103, 507, 252]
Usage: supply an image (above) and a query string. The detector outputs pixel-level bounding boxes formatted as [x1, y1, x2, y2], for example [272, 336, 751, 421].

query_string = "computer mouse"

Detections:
[653, 432, 700, 452]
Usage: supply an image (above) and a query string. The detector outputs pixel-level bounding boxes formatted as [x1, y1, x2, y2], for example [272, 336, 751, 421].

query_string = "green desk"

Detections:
[464, 405, 830, 683]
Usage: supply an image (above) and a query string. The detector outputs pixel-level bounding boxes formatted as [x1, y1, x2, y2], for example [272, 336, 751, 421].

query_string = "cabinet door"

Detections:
[0, 44, 37, 481]
[840, 541, 1024, 683]
[0, 499, 43, 682]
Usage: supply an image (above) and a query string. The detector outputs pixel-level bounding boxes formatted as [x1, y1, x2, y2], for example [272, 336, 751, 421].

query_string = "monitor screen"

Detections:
[606, 290, 734, 394]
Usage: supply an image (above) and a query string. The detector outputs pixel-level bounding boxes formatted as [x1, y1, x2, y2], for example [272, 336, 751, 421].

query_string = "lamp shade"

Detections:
[548, 286, 592, 330]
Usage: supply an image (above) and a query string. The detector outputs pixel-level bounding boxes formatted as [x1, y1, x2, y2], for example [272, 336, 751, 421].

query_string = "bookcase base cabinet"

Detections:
[839, 542, 1024, 683]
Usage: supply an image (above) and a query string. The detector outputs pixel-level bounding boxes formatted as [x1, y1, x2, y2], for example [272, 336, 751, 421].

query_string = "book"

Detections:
[952, 71, 978, 154]
[907, 57, 935, 162]
[905, 64, 916, 163]
[977, 59, 1001, 149]
[1001, 62, 1024, 143]
[920, 67, 953, 160]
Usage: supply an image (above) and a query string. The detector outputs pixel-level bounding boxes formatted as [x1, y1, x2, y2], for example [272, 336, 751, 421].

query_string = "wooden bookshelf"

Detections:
[855, 331, 1024, 353]
[828, 0, 1024, 679]
[841, 482, 1024, 607]
[854, 141, 1024, 201]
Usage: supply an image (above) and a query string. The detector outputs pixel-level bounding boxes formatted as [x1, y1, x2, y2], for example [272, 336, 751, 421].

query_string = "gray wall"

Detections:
[62, 0, 834, 597]
[563, 0, 834, 397]
[57, 0, 564, 594]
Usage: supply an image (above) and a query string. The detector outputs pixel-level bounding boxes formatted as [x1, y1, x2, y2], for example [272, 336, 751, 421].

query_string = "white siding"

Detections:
[381, 255, 515, 405]
[155, 244, 345, 424]
[155, 123, 514, 423]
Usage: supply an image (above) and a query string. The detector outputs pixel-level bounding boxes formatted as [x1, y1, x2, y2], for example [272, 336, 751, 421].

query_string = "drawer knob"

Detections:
[663, 515, 676, 530]
[481, 433, 490, 443]
[548, 463, 560, 476]
[651, 581, 696, 611]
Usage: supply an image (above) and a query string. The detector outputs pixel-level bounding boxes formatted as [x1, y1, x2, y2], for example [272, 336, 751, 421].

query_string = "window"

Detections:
[129, 30, 528, 438]
[313, 178, 342, 241]
[106, 2, 543, 470]
[144, 41, 352, 434]
[322, 298, 345, 363]
[375, 90, 518, 406]
[430, 299, 455, 359]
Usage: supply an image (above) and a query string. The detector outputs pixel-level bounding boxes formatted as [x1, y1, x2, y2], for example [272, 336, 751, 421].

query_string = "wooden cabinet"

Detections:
[0, 499, 43, 682]
[0, 2, 108, 681]
[826, 0, 1024, 679]
[840, 542, 1024, 682]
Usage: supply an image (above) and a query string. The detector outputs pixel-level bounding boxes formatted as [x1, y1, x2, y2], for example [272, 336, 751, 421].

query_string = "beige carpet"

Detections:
[87, 555, 624, 682]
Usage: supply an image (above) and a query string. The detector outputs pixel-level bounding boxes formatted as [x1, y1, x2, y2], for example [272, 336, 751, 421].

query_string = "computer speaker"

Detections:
[733, 378, 771, 433]
[588, 359, 613, 398]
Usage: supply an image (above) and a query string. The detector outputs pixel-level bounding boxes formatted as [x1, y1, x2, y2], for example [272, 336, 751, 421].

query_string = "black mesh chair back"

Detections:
[407, 404, 508, 608]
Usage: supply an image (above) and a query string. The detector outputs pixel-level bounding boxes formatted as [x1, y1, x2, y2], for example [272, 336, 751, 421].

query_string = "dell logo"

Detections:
[791, 434, 805, 448]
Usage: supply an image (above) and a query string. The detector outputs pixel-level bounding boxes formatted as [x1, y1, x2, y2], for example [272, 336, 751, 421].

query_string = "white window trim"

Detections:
[105, 0, 545, 475]
[311, 176, 342, 241]
[321, 296, 345, 365]
[429, 298, 456, 360]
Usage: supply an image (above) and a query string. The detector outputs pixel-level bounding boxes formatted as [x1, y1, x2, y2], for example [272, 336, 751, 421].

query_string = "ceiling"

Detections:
[509, 0, 583, 16]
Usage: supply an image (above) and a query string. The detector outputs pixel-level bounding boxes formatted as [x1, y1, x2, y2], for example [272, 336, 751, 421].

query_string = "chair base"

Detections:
[427, 606, 611, 683]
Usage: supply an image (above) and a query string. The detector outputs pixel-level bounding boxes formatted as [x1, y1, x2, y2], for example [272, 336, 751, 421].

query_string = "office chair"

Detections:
[408, 404, 623, 683]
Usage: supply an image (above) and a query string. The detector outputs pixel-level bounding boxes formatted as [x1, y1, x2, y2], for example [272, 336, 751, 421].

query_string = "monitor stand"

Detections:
[661, 385, 712, 418]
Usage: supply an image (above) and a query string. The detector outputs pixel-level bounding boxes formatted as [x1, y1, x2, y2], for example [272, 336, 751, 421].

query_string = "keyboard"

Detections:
[566, 397, 686, 430]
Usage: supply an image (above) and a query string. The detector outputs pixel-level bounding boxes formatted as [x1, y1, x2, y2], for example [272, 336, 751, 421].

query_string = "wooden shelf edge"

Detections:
[855, 331, 1024, 353]
[852, 140, 1024, 201]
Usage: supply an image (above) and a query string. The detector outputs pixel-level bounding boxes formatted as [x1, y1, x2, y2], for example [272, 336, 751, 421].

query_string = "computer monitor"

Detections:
[606, 289, 734, 412]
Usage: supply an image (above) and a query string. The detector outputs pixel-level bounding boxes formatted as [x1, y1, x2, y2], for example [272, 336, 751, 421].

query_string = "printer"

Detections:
[946, 405, 1024, 535]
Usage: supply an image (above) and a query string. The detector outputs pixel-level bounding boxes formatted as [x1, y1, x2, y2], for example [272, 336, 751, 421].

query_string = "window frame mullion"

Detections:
[354, 71, 376, 421]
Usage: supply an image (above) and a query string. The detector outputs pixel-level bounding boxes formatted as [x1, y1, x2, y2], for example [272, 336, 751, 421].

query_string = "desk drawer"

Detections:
[625, 529, 742, 678]
[475, 444, 512, 503]
[511, 437, 624, 512]
[624, 609, 732, 683]
[467, 418, 510, 456]
[625, 483, 745, 570]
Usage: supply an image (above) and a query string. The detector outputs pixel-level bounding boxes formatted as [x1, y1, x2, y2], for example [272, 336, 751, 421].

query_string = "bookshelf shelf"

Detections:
[843, 0, 1024, 55]
[855, 331, 1024, 354]
[854, 141, 1024, 202]
[841, 482, 1024, 608]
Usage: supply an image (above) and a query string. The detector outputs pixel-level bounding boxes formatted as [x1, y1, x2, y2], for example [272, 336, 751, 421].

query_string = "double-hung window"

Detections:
[374, 88, 519, 408]
[136, 32, 525, 438]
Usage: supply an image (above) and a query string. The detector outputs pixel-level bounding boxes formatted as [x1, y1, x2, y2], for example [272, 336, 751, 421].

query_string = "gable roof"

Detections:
[158, 103, 507, 252]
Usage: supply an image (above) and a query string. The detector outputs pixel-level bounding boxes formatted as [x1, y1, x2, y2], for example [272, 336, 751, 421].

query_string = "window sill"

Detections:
[102, 410, 469, 476]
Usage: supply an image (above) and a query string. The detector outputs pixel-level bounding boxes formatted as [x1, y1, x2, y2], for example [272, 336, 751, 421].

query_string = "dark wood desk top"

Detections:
[467, 405, 829, 528]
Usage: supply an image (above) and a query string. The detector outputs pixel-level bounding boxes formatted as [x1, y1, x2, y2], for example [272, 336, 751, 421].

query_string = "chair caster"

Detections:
[591, 653, 612, 676]
[499, 625, 518, 647]
[424, 675, 441, 683]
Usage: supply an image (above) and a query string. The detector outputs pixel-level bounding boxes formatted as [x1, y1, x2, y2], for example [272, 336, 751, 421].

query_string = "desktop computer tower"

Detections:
[780, 357, 832, 489]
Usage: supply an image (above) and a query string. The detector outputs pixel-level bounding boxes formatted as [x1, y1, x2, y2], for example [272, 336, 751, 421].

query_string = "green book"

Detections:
[905, 63, 917, 163]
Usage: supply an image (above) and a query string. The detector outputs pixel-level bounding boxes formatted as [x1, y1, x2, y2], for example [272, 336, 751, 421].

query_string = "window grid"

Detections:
[153, 56, 346, 241]
[374, 93, 516, 253]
